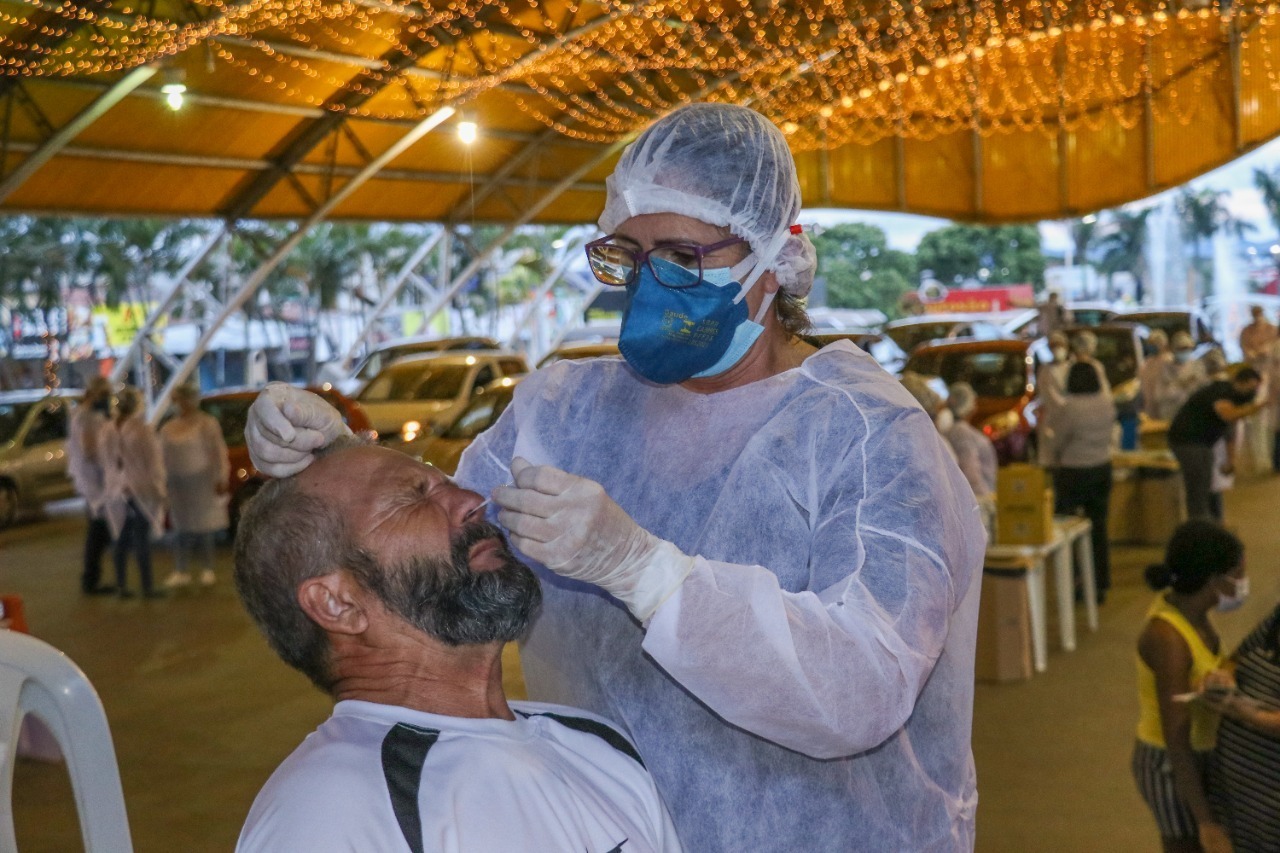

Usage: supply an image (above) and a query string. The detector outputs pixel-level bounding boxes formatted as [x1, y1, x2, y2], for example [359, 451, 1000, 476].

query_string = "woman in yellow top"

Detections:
[1135, 519, 1248, 853]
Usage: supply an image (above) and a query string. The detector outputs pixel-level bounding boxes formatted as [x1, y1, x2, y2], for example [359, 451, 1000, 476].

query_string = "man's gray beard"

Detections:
[358, 521, 541, 646]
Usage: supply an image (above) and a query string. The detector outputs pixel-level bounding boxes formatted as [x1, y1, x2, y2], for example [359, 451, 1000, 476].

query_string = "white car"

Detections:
[0, 389, 79, 527]
[355, 351, 528, 445]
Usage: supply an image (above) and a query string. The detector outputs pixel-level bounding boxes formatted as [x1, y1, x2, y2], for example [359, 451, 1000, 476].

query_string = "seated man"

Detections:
[233, 437, 680, 853]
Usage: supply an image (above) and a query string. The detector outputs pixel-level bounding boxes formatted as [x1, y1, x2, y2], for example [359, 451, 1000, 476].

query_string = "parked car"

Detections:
[809, 331, 907, 374]
[1067, 302, 1118, 328]
[557, 320, 621, 346]
[1000, 302, 1117, 339]
[883, 314, 1008, 355]
[536, 341, 621, 369]
[332, 335, 503, 395]
[198, 385, 372, 534]
[1107, 309, 1217, 349]
[904, 338, 1036, 463]
[356, 351, 528, 445]
[402, 378, 522, 473]
[0, 389, 79, 527]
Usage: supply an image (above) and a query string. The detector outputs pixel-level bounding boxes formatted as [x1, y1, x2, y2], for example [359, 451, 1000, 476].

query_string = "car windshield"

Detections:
[1072, 309, 1111, 327]
[907, 350, 1029, 398]
[355, 344, 443, 381]
[886, 322, 957, 353]
[1088, 331, 1139, 386]
[1123, 314, 1188, 340]
[359, 364, 470, 403]
[0, 401, 36, 443]
[200, 398, 253, 447]
[443, 388, 514, 440]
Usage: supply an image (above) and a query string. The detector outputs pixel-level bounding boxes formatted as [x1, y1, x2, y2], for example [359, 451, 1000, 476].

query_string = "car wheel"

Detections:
[228, 480, 264, 539]
[0, 481, 17, 529]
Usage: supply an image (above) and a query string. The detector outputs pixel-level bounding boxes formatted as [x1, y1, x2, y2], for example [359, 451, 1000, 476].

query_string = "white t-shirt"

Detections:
[237, 699, 682, 853]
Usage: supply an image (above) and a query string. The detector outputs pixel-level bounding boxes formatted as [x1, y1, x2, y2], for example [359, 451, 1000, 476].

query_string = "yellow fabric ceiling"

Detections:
[1, 0, 1277, 224]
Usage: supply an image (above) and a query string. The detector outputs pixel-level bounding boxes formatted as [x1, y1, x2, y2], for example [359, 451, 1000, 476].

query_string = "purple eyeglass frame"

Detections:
[584, 234, 749, 288]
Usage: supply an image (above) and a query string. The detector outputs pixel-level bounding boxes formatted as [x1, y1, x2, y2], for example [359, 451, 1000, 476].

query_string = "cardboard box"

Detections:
[1107, 468, 1139, 543]
[975, 568, 1033, 683]
[1139, 470, 1185, 544]
[997, 498, 1055, 545]
[997, 463, 1051, 512]
[1107, 464, 1185, 546]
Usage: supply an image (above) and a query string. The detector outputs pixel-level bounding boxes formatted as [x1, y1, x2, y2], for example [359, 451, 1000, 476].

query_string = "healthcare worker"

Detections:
[245, 103, 986, 852]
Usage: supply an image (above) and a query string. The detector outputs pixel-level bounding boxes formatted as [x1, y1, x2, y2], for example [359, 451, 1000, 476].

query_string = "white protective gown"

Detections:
[66, 404, 108, 517]
[100, 416, 168, 539]
[456, 341, 986, 852]
[160, 412, 230, 534]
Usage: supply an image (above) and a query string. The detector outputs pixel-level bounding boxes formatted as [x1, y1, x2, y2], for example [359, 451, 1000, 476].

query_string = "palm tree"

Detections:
[1097, 208, 1153, 304]
[1068, 216, 1099, 268]
[1177, 188, 1250, 301]
[94, 218, 204, 309]
[1254, 167, 1280, 274]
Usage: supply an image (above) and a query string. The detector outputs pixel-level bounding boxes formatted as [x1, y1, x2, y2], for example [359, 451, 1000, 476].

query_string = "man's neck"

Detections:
[328, 624, 513, 721]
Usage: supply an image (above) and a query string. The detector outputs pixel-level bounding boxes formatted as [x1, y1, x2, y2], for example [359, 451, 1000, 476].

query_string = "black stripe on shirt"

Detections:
[516, 711, 645, 769]
[381, 722, 441, 853]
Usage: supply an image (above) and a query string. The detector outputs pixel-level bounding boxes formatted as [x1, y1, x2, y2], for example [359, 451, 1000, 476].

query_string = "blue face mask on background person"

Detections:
[619, 256, 769, 385]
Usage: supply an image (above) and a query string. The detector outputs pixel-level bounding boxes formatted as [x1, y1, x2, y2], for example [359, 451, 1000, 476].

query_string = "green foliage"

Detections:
[1096, 208, 1152, 302]
[811, 223, 915, 318]
[0, 216, 201, 309]
[1254, 168, 1280, 273]
[915, 223, 1045, 288]
[1176, 187, 1251, 298]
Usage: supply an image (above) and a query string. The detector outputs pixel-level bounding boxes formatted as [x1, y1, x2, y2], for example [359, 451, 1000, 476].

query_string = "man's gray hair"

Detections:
[233, 435, 374, 691]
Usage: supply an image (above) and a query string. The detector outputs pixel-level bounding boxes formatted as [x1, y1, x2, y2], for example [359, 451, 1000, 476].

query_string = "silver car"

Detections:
[357, 351, 529, 447]
[0, 389, 79, 527]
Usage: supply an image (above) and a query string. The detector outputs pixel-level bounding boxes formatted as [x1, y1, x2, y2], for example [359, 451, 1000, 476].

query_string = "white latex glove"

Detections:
[493, 457, 695, 622]
[245, 382, 351, 477]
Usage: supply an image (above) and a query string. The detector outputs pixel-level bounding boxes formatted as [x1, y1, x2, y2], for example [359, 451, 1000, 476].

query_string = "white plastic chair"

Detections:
[0, 630, 132, 852]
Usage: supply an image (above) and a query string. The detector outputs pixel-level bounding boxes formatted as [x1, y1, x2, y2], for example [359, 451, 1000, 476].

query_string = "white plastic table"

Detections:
[985, 517, 1100, 673]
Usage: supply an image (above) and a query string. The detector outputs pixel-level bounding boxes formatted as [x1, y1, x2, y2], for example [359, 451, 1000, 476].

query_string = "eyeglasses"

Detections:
[584, 235, 749, 289]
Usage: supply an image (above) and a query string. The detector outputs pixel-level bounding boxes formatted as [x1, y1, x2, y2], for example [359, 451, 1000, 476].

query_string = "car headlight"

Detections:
[981, 410, 1021, 441]
[401, 420, 422, 443]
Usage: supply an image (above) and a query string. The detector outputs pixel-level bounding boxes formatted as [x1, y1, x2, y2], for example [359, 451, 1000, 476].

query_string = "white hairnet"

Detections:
[900, 371, 942, 414]
[947, 382, 977, 417]
[1204, 348, 1228, 376]
[1071, 330, 1097, 357]
[598, 103, 818, 297]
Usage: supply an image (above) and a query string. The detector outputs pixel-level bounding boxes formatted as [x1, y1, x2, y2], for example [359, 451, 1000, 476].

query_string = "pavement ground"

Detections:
[3, 476, 1280, 852]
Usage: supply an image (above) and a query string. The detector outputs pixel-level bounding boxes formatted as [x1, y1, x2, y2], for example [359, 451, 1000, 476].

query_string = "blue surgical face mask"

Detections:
[1216, 575, 1249, 612]
[619, 255, 767, 385]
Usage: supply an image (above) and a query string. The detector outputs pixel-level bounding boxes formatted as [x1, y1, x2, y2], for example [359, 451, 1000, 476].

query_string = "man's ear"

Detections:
[297, 572, 369, 636]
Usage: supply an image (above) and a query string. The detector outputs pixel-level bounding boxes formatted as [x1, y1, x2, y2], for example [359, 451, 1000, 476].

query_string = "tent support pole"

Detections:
[149, 106, 456, 421]
[337, 228, 446, 370]
[0, 65, 154, 203]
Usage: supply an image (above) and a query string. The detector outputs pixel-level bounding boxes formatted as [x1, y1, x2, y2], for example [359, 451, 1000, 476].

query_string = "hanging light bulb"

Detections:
[161, 65, 186, 111]
[457, 116, 478, 144]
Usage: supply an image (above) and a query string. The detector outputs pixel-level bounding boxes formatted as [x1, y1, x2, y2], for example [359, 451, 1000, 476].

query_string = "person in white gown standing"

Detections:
[160, 384, 230, 588]
[101, 387, 167, 598]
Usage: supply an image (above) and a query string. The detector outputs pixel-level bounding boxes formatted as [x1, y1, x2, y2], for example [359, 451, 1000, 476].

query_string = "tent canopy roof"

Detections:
[2, 0, 1278, 225]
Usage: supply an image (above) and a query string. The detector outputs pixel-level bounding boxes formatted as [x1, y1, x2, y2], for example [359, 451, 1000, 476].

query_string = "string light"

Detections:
[0, 0, 1276, 147]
